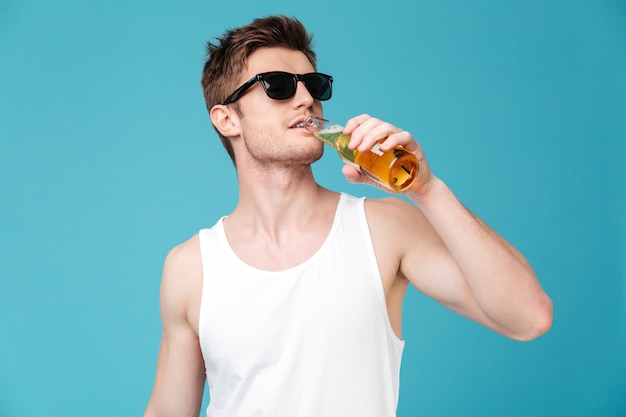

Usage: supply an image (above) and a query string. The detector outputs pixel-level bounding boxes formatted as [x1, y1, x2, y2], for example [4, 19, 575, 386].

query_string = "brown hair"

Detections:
[201, 15, 317, 164]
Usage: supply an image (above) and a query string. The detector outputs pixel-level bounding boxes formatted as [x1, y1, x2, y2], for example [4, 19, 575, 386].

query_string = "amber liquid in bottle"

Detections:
[316, 128, 419, 192]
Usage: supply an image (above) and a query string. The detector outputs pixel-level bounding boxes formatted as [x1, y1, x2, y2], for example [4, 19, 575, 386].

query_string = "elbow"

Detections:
[514, 296, 554, 342]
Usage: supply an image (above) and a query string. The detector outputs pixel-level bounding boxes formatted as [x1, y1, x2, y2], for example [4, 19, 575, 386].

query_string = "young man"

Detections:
[143, 15, 552, 417]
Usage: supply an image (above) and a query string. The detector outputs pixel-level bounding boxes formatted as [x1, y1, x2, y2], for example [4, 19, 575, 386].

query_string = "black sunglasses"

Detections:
[222, 71, 333, 105]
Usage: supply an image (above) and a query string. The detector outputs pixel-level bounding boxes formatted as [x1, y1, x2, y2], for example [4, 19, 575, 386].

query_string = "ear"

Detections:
[210, 104, 241, 137]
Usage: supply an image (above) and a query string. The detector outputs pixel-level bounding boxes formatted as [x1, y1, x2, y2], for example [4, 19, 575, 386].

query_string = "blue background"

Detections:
[1, 0, 624, 416]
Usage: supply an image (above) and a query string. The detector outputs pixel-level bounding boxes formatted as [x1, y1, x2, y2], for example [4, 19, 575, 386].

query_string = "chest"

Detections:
[227, 226, 331, 272]
[202, 259, 385, 377]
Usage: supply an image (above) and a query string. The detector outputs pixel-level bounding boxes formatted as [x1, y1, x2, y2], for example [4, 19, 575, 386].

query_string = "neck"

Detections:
[235, 169, 327, 222]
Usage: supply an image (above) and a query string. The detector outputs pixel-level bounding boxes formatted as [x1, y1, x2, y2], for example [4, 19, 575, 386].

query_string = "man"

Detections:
[143, 15, 552, 417]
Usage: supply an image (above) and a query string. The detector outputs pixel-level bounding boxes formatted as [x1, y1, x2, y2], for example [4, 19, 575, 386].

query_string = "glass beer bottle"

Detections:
[304, 115, 418, 192]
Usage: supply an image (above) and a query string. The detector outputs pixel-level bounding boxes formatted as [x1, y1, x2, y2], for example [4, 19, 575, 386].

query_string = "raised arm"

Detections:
[344, 115, 553, 341]
[144, 238, 206, 417]
[406, 178, 551, 341]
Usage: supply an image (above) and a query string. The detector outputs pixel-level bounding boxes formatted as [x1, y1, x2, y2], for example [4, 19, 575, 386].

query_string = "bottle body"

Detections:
[315, 125, 419, 192]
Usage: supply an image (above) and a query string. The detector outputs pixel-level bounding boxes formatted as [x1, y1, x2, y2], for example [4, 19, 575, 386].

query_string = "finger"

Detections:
[355, 121, 404, 153]
[377, 130, 419, 153]
[343, 114, 371, 135]
[341, 164, 400, 193]
[341, 164, 363, 184]
[348, 117, 388, 150]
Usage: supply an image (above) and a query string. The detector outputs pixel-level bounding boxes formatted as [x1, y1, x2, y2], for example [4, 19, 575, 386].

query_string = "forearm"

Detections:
[406, 177, 552, 340]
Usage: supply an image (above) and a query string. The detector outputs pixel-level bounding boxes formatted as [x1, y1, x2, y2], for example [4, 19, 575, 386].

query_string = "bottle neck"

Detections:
[316, 130, 342, 148]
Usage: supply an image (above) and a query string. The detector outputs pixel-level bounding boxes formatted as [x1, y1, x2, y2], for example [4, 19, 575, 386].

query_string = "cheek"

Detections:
[240, 121, 282, 151]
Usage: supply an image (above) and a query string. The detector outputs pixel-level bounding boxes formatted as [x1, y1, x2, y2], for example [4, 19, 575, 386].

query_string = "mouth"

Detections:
[289, 115, 319, 129]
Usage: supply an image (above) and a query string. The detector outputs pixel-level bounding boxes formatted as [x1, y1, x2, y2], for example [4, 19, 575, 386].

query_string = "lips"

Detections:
[289, 115, 316, 129]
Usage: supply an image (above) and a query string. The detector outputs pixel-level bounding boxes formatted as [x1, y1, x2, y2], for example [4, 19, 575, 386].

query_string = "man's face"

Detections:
[231, 47, 325, 167]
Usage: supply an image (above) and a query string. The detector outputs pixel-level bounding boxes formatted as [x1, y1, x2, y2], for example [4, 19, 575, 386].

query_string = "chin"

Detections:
[291, 147, 323, 166]
[302, 152, 324, 165]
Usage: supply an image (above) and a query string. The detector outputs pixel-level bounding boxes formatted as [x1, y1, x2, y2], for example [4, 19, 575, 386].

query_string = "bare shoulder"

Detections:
[160, 234, 203, 327]
[364, 196, 443, 274]
[364, 196, 432, 238]
[163, 234, 202, 278]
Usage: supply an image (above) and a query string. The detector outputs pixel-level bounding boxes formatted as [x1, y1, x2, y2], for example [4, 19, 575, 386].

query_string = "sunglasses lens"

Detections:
[261, 73, 296, 100]
[259, 72, 333, 101]
[303, 74, 332, 101]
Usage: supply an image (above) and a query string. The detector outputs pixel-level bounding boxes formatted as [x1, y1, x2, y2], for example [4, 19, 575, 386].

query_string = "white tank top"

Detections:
[198, 193, 404, 417]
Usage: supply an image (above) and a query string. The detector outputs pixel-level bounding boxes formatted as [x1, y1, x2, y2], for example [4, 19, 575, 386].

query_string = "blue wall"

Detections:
[1, 1, 624, 416]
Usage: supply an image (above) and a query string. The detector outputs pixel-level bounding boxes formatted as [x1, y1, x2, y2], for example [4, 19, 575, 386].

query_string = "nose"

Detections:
[292, 80, 315, 108]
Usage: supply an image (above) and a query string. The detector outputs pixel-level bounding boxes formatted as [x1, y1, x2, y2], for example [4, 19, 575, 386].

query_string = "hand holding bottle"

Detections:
[304, 115, 420, 192]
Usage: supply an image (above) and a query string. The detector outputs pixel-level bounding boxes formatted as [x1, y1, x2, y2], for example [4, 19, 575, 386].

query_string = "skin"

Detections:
[143, 47, 553, 417]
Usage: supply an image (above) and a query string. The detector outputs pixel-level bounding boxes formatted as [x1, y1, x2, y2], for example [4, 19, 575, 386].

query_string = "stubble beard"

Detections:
[242, 123, 324, 169]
